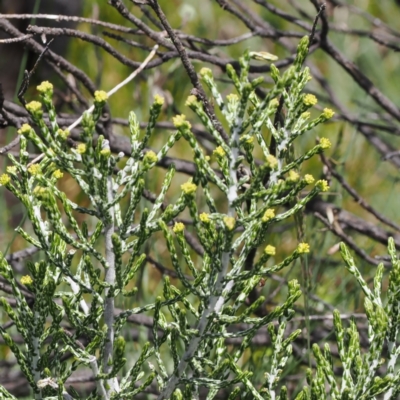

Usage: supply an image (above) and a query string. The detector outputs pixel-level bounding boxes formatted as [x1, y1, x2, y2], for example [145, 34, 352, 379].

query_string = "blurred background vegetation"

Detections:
[1, 0, 400, 397]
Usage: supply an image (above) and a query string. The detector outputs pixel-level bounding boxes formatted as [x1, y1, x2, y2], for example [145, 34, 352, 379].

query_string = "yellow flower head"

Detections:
[213, 146, 226, 158]
[100, 148, 111, 157]
[223, 216, 236, 231]
[304, 174, 315, 184]
[199, 213, 210, 224]
[266, 154, 278, 169]
[269, 98, 279, 108]
[172, 114, 191, 129]
[0, 174, 11, 186]
[33, 186, 47, 196]
[264, 245, 276, 256]
[262, 208, 275, 223]
[28, 164, 41, 176]
[322, 108, 335, 119]
[76, 144, 87, 154]
[303, 94, 317, 107]
[185, 95, 198, 107]
[287, 170, 299, 183]
[18, 124, 32, 136]
[94, 90, 108, 103]
[181, 181, 197, 195]
[21, 275, 33, 286]
[143, 150, 158, 164]
[316, 179, 330, 192]
[37, 81, 53, 94]
[26, 101, 42, 114]
[245, 136, 254, 145]
[53, 170, 63, 179]
[320, 137, 331, 149]
[301, 111, 311, 120]
[173, 222, 185, 233]
[199, 67, 212, 78]
[226, 93, 239, 103]
[297, 243, 310, 254]
[153, 94, 165, 106]
[56, 129, 69, 140]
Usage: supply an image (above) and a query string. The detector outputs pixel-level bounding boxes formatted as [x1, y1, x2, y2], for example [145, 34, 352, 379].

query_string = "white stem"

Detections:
[157, 118, 240, 399]
[102, 175, 117, 396]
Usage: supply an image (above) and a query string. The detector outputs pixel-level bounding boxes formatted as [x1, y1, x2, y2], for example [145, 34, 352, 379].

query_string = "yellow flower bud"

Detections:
[181, 181, 197, 195]
[303, 94, 317, 107]
[76, 144, 87, 154]
[304, 174, 315, 184]
[316, 179, 330, 192]
[322, 108, 335, 119]
[21, 275, 33, 286]
[223, 216, 236, 231]
[264, 245, 276, 256]
[94, 90, 108, 103]
[173, 222, 185, 233]
[199, 213, 210, 223]
[37, 81, 53, 94]
[297, 243, 310, 254]
[320, 138, 331, 149]
[262, 208, 275, 222]
[0, 174, 11, 186]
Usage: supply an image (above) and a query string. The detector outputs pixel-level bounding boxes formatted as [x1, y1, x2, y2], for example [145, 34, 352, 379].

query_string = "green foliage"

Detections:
[0, 32, 398, 400]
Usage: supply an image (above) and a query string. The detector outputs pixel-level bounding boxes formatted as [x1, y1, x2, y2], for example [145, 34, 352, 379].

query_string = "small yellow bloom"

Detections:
[199, 67, 212, 78]
[0, 174, 11, 186]
[320, 138, 331, 149]
[316, 179, 330, 192]
[304, 174, 315, 184]
[100, 148, 111, 157]
[26, 101, 42, 114]
[266, 154, 278, 169]
[264, 245, 276, 256]
[199, 213, 210, 224]
[94, 90, 108, 103]
[172, 114, 191, 129]
[246, 136, 254, 144]
[173, 222, 185, 233]
[76, 144, 87, 154]
[28, 164, 41, 175]
[185, 95, 197, 107]
[301, 111, 311, 119]
[6, 166, 17, 175]
[143, 150, 158, 164]
[297, 243, 310, 254]
[53, 170, 63, 179]
[269, 98, 279, 108]
[154, 94, 165, 106]
[226, 93, 239, 102]
[262, 208, 275, 223]
[223, 216, 236, 231]
[181, 181, 197, 195]
[213, 146, 225, 158]
[205, 156, 210, 162]
[21, 275, 33, 286]
[303, 94, 317, 107]
[322, 108, 335, 119]
[36, 81, 53, 94]
[18, 124, 32, 136]
[287, 170, 299, 182]
[33, 186, 47, 196]
[56, 129, 69, 140]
